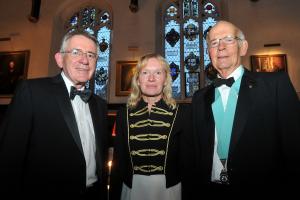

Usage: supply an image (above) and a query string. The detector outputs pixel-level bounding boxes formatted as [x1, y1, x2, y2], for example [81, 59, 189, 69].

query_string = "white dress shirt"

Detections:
[61, 72, 97, 186]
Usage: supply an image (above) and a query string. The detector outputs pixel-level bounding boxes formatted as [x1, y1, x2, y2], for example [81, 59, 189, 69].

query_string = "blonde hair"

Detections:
[127, 53, 176, 109]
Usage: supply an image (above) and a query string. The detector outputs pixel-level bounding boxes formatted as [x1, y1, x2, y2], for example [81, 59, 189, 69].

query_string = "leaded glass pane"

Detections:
[95, 26, 111, 99]
[184, 4, 200, 98]
[85, 27, 94, 35]
[202, 17, 217, 68]
[101, 12, 110, 24]
[81, 8, 90, 27]
[185, 72, 199, 97]
[203, 17, 217, 86]
[166, 6, 178, 17]
[183, 19, 200, 72]
[90, 8, 96, 18]
[191, 0, 198, 17]
[183, 0, 190, 18]
[165, 20, 181, 98]
[66, 7, 112, 100]
[163, 1, 220, 99]
[70, 14, 78, 26]
[203, 2, 216, 15]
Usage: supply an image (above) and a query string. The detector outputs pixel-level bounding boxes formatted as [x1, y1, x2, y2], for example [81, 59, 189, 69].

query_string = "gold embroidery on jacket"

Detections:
[134, 165, 164, 173]
[127, 103, 179, 175]
[129, 107, 148, 116]
[130, 119, 170, 128]
[151, 106, 174, 116]
[130, 134, 168, 141]
[131, 149, 165, 156]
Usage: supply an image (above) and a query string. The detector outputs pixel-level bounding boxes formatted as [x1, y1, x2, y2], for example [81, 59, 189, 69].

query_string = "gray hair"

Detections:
[206, 21, 246, 44]
[60, 31, 100, 54]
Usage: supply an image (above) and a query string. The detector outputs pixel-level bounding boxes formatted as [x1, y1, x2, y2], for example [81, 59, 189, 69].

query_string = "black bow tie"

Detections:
[213, 77, 235, 88]
[70, 86, 91, 102]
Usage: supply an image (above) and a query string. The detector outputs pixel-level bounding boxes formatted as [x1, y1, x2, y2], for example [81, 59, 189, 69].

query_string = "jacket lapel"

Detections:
[229, 71, 256, 157]
[52, 75, 84, 155]
[89, 96, 106, 173]
[204, 85, 216, 165]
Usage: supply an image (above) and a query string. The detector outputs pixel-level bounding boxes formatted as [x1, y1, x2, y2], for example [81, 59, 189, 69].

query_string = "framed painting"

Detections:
[251, 54, 287, 72]
[115, 60, 137, 96]
[0, 50, 30, 96]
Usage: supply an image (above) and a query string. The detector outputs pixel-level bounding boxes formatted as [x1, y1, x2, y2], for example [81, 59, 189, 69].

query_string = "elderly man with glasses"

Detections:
[0, 31, 109, 198]
[189, 20, 300, 197]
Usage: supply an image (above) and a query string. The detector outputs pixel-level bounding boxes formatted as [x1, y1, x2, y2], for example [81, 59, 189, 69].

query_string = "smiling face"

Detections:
[55, 35, 98, 88]
[137, 57, 166, 101]
[207, 21, 248, 78]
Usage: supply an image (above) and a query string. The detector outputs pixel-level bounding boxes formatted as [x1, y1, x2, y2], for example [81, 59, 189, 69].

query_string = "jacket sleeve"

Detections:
[276, 72, 300, 183]
[0, 80, 34, 192]
[180, 104, 198, 200]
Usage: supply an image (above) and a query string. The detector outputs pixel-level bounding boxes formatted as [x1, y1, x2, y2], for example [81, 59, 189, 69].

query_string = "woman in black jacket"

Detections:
[110, 53, 193, 200]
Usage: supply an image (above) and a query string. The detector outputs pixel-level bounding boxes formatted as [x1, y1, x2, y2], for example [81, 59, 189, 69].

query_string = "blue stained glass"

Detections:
[70, 14, 78, 26]
[166, 6, 178, 17]
[185, 72, 199, 97]
[85, 27, 94, 35]
[183, 0, 190, 17]
[81, 8, 89, 26]
[95, 26, 111, 99]
[191, 0, 198, 17]
[165, 20, 181, 98]
[90, 8, 96, 19]
[67, 7, 112, 100]
[170, 62, 180, 81]
[163, 1, 220, 98]
[101, 12, 110, 24]
[202, 17, 217, 69]
[184, 19, 200, 73]
[204, 2, 216, 15]
[203, 17, 217, 86]
[89, 8, 96, 27]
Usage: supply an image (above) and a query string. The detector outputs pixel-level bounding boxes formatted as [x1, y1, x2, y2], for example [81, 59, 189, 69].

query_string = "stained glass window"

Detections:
[163, 0, 220, 99]
[65, 7, 112, 100]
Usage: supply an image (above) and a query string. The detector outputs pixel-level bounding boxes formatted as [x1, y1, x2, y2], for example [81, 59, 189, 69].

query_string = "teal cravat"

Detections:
[212, 76, 242, 159]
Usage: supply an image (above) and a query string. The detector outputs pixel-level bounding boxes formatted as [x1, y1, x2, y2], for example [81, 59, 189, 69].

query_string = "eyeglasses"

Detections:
[61, 48, 98, 60]
[208, 36, 242, 48]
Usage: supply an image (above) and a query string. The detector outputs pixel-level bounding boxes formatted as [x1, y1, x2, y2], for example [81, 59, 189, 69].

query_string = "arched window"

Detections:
[163, 0, 220, 100]
[65, 7, 112, 100]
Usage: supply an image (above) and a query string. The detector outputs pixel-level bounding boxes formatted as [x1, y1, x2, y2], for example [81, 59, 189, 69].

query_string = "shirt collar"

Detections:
[218, 65, 244, 82]
[61, 71, 84, 95]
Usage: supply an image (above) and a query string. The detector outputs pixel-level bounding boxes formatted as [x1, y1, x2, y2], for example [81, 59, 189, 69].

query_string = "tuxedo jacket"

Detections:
[191, 70, 300, 191]
[0, 74, 109, 196]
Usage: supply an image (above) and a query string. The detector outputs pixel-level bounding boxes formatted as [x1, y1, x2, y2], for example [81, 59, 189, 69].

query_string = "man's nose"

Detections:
[218, 39, 226, 50]
[79, 53, 89, 64]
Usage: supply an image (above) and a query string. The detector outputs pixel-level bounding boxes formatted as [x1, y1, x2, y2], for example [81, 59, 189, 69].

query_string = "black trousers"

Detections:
[80, 181, 105, 199]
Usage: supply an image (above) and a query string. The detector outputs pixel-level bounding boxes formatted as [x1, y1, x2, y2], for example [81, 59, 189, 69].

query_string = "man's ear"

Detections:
[55, 52, 63, 69]
[239, 40, 248, 56]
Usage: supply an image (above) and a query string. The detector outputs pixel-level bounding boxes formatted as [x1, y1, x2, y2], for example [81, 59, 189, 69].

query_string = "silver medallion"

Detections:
[220, 169, 229, 185]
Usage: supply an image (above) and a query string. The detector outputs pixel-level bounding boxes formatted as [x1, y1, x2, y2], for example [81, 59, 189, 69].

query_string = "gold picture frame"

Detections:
[115, 60, 137, 96]
[0, 50, 30, 96]
[251, 54, 287, 72]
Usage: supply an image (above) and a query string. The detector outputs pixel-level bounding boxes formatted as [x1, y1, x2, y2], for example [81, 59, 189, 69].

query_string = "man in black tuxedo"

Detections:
[190, 21, 300, 196]
[0, 31, 109, 198]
